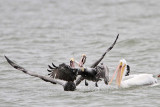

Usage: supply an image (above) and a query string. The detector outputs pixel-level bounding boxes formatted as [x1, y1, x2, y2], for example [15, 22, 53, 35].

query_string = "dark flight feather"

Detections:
[48, 63, 78, 82]
[90, 34, 119, 68]
[5, 56, 64, 86]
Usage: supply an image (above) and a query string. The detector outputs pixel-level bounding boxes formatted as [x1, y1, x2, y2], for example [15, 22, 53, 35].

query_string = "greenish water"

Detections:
[0, 0, 160, 107]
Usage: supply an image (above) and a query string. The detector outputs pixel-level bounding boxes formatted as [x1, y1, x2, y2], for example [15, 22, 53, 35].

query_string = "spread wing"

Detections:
[75, 34, 119, 86]
[90, 34, 119, 68]
[5, 56, 64, 86]
[47, 63, 78, 82]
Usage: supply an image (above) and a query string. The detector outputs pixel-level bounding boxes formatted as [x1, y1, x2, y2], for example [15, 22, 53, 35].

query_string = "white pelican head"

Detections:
[116, 59, 127, 86]
[109, 59, 128, 87]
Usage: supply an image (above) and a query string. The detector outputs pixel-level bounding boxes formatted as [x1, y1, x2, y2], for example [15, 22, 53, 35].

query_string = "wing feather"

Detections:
[90, 34, 119, 68]
[48, 63, 78, 82]
[5, 56, 64, 86]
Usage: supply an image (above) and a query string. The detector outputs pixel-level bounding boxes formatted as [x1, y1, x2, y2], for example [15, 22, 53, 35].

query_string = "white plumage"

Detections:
[109, 59, 158, 88]
[120, 74, 157, 88]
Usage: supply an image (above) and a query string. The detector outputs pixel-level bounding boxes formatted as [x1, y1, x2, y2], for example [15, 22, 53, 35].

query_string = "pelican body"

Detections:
[120, 74, 157, 88]
[77, 64, 109, 84]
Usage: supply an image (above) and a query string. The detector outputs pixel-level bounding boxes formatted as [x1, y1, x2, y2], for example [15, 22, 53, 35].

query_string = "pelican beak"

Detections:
[79, 54, 86, 67]
[109, 59, 127, 86]
[70, 58, 75, 68]
[116, 62, 126, 87]
[109, 62, 122, 85]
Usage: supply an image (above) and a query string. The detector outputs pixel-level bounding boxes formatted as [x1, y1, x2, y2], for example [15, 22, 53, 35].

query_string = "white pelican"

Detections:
[109, 59, 158, 88]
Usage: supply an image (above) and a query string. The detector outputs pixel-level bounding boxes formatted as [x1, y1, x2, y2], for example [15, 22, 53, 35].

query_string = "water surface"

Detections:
[0, 0, 160, 107]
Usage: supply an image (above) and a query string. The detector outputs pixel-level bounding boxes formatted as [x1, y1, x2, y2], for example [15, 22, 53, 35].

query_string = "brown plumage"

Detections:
[75, 34, 119, 86]
[5, 56, 63, 86]
[5, 56, 77, 91]
[5, 34, 119, 91]
[47, 63, 78, 82]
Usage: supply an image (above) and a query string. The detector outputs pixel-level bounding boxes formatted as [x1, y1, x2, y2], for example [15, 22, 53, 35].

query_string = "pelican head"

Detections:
[79, 54, 86, 67]
[116, 59, 127, 86]
[70, 58, 75, 68]
[109, 59, 128, 86]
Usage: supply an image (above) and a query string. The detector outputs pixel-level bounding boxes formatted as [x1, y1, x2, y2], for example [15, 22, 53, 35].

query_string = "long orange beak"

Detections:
[108, 62, 122, 85]
[116, 64, 126, 87]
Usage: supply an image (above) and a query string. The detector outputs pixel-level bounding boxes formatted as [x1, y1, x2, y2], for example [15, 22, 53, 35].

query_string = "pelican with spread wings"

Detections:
[46, 34, 119, 87]
[75, 34, 119, 87]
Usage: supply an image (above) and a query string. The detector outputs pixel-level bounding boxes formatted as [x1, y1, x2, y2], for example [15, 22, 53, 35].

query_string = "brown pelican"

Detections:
[75, 34, 119, 87]
[5, 34, 119, 91]
[47, 34, 118, 88]
[47, 34, 119, 87]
